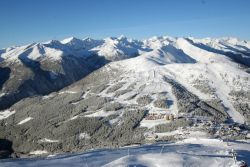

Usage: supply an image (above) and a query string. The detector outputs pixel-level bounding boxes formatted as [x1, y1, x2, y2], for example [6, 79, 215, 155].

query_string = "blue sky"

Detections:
[0, 0, 249, 48]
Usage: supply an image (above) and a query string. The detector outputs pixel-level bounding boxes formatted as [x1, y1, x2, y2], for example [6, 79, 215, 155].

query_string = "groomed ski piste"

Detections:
[1, 138, 249, 167]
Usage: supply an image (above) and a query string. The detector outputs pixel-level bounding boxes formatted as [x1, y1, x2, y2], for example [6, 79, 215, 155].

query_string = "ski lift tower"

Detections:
[231, 149, 237, 164]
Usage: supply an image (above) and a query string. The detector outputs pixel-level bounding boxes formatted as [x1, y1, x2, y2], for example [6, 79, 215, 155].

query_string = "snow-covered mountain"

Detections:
[1, 36, 249, 65]
[0, 36, 250, 160]
[0, 36, 147, 62]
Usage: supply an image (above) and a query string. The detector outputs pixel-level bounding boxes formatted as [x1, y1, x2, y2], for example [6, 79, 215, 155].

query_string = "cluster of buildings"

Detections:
[144, 113, 175, 121]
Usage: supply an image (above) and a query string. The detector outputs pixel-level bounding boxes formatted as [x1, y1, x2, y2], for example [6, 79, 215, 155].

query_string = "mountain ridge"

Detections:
[1, 36, 249, 62]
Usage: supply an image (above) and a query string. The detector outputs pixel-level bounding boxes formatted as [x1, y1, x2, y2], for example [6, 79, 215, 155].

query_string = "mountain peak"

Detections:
[61, 37, 81, 44]
[82, 37, 94, 42]
[118, 35, 127, 40]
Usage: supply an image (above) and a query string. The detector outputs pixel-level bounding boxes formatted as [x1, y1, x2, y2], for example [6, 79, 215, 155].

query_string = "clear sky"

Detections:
[0, 0, 250, 48]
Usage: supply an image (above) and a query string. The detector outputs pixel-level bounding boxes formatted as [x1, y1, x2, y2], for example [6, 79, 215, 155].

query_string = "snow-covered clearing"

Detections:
[42, 94, 55, 99]
[0, 93, 6, 97]
[58, 90, 77, 94]
[38, 138, 59, 143]
[0, 110, 16, 120]
[79, 132, 91, 140]
[17, 117, 33, 125]
[140, 119, 169, 129]
[29, 150, 48, 155]
[84, 110, 117, 117]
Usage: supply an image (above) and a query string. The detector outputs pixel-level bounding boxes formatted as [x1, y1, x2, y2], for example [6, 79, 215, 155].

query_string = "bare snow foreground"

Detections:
[1, 138, 249, 167]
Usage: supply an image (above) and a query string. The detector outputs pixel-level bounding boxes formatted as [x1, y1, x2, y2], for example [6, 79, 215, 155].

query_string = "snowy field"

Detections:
[1, 138, 249, 167]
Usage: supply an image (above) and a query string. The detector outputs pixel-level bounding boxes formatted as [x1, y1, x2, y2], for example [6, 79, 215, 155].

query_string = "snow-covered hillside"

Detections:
[108, 36, 250, 124]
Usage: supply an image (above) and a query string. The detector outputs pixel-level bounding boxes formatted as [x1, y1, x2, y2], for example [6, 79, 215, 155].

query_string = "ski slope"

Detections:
[1, 138, 249, 167]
